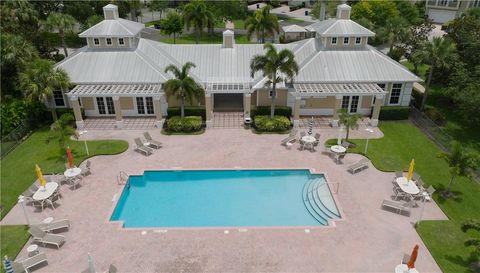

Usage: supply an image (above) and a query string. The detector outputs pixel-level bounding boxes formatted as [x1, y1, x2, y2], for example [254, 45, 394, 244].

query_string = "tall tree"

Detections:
[419, 37, 456, 111]
[149, 0, 168, 21]
[402, 22, 434, 73]
[380, 16, 410, 53]
[206, 0, 248, 21]
[438, 141, 478, 197]
[183, 0, 215, 44]
[351, 0, 400, 27]
[250, 44, 298, 118]
[44, 12, 78, 57]
[338, 108, 361, 141]
[164, 62, 204, 118]
[19, 59, 70, 122]
[0, 0, 39, 40]
[245, 5, 279, 43]
[160, 11, 183, 44]
[47, 113, 75, 153]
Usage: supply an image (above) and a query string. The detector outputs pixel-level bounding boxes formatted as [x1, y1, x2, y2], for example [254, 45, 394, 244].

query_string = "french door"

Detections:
[341, 96, 359, 113]
[96, 97, 115, 115]
[136, 97, 154, 115]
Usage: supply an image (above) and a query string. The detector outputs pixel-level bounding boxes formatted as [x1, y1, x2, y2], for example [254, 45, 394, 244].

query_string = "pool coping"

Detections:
[106, 167, 346, 231]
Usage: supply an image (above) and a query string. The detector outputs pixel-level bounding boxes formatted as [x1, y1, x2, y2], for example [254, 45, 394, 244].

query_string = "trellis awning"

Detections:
[66, 84, 163, 98]
[205, 80, 251, 93]
[293, 83, 387, 96]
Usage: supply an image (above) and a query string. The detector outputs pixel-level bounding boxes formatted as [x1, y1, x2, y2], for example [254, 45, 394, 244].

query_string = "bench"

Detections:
[381, 199, 411, 216]
[347, 158, 370, 174]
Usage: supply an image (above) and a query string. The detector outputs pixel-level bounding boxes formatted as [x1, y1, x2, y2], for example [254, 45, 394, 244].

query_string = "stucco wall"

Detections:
[81, 97, 94, 110]
[361, 95, 373, 108]
[167, 96, 205, 108]
[87, 37, 131, 48]
[120, 97, 134, 110]
[302, 96, 335, 109]
[256, 89, 288, 106]
[324, 36, 367, 50]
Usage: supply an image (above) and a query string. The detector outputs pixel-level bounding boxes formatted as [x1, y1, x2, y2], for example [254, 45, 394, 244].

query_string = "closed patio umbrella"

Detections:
[407, 244, 419, 269]
[3, 256, 13, 273]
[308, 117, 314, 135]
[66, 146, 75, 168]
[35, 164, 46, 188]
[407, 159, 415, 181]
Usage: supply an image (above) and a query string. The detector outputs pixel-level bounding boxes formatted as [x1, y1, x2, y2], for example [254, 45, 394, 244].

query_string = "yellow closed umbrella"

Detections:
[35, 164, 46, 187]
[407, 159, 415, 181]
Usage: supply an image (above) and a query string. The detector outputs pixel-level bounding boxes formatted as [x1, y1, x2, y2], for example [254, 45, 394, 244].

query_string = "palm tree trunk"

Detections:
[346, 126, 350, 141]
[420, 66, 434, 111]
[60, 29, 68, 57]
[389, 42, 394, 54]
[173, 33, 176, 44]
[180, 97, 185, 118]
[270, 83, 276, 118]
[446, 175, 455, 193]
[48, 96, 58, 121]
[262, 28, 265, 43]
[195, 27, 199, 44]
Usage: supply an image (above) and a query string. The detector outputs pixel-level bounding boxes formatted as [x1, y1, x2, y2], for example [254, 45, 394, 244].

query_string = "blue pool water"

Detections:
[110, 169, 340, 228]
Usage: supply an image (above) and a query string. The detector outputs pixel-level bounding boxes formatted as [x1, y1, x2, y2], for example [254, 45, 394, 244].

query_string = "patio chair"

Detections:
[134, 138, 153, 156]
[289, 129, 297, 137]
[347, 158, 369, 174]
[13, 252, 48, 273]
[105, 264, 117, 273]
[81, 160, 92, 177]
[335, 153, 346, 164]
[143, 132, 162, 149]
[28, 226, 66, 249]
[401, 253, 411, 264]
[393, 171, 403, 184]
[416, 178, 425, 191]
[424, 185, 436, 201]
[313, 133, 321, 146]
[67, 176, 83, 190]
[33, 219, 70, 233]
[341, 141, 350, 149]
[413, 172, 421, 182]
[55, 174, 68, 185]
[321, 145, 334, 158]
[393, 187, 409, 201]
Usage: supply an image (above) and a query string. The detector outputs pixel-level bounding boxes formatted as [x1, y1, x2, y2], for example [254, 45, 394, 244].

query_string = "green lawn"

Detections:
[283, 17, 305, 24]
[0, 225, 29, 261]
[0, 128, 129, 219]
[400, 60, 429, 81]
[160, 33, 252, 44]
[342, 121, 480, 273]
[214, 19, 245, 29]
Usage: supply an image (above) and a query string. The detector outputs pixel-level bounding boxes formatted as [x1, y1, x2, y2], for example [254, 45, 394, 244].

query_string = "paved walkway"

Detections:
[2, 128, 447, 272]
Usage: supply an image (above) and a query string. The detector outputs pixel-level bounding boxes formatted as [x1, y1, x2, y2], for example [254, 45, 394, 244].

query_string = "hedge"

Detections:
[167, 107, 206, 120]
[166, 116, 203, 132]
[411, 89, 423, 109]
[254, 115, 291, 132]
[251, 106, 292, 117]
[378, 106, 411, 120]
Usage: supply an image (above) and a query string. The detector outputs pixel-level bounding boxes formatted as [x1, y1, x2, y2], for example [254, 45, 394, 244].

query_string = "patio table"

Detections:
[64, 167, 82, 178]
[301, 136, 316, 151]
[330, 145, 346, 154]
[395, 264, 419, 273]
[33, 182, 58, 201]
[395, 177, 420, 195]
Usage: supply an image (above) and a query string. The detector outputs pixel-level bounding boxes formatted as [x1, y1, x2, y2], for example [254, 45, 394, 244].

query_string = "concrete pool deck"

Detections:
[2, 127, 447, 272]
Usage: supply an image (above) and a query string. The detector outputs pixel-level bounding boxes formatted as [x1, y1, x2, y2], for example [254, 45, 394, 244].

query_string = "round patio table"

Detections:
[395, 264, 419, 273]
[301, 135, 316, 144]
[64, 167, 82, 178]
[330, 145, 346, 154]
[33, 182, 58, 201]
[395, 177, 420, 195]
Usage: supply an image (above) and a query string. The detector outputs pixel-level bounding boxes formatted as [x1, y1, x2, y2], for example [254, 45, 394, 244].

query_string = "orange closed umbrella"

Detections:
[407, 244, 419, 269]
[66, 146, 74, 168]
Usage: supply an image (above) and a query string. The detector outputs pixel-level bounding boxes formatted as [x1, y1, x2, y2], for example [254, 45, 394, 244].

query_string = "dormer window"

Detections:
[118, 38, 124, 46]
[355, 37, 361, 44]
[106, 38, 112, 46]
[331, 37, 337, 45]
[343, 37, 349, 44]
[93, 38, 100, 46]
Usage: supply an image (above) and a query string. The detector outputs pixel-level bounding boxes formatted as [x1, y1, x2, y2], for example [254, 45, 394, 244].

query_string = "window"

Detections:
[343, 37, 349, 44]
[96, 97, 106, 114]
[341, 96, 349, 109]
[331, 37, 337, 45]
[118, 38, 124, 46]
[350, 96, 359, 113]
[106, 38, 112, 46]
[269, 90, 276, 98]
[93, 38, 100, 45]
[438, 0, 447, 6]
[355, 37, 362, 44]
[105, 97, 115, 114]
[53, 91, 65, 106]
[145, 97, 154, 114]
[136, 97, 155, 114]
[377, 83, 386, 91]
[471, 0, 480, 7]
[448, 0, 459, 7]
[389, 83, 403, 105]
[136, 97, 145, 114]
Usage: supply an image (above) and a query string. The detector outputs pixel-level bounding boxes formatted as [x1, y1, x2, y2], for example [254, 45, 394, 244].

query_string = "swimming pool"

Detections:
[110, 169, 340, 228]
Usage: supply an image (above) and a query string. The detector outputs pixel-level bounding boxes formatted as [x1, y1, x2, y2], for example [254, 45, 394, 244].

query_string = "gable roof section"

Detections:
[79, 18, 144, 38]
[282, 24, 307, 33]
[307, 19, 375, 37]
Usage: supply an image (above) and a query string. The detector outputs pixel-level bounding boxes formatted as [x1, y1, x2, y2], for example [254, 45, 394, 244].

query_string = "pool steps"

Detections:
[302, 178, 340, 225]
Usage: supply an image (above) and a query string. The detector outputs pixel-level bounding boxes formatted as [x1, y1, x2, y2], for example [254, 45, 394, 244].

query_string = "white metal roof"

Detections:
[282, 24, 307, 33]
[293, 83, 387, 95]
[67, 84, 162, 97]
[79, 18, 144, 38]
[307, 19, 375, 37]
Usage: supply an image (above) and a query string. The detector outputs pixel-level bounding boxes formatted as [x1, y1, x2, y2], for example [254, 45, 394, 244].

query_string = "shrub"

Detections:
[388, 47, 406, 61]
[167, 116, 203, 132]
[411, 89, 423, 109]
[378, 106, 411, 120]
[251, 106, 292, 117]
[167, 106, 206, 120]
[254, 115, 291, 132]
[0, 100, 29, 136]
[424, 106, 447, 125]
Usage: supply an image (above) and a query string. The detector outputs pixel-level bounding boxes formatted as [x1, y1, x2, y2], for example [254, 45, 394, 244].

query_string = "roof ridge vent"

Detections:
[222, 29, 235, 49]
[336, 4, 351, 20]
[103, 4, 119, 20]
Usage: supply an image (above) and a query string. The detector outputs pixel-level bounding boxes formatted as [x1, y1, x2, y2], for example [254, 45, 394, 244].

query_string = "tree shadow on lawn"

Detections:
[445, 251, 480, 273]
[433, 183, 464, 205]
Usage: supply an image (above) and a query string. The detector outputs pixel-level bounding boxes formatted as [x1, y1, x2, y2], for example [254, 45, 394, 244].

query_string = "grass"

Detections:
[400, 60, 429, 81]
[338, 121, 480, 273]
[160, 33, 252, 44]
[0, 128, 129, 219]
[214, 19, 245, 29]
[0, 225, 29, 265]
[283, 17, 305, 24]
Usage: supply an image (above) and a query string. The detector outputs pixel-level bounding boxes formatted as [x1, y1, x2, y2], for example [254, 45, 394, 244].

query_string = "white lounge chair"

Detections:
[28, 226, 66, 249]
[143, 132, 162, 149]
[280, 136, 296, 146]
[33, 219, 70, 233]
[134, 138, 153, 156]
[13, 252, 48, 273]
[347, 158, 369, 174]
[381, 199, 413, 216]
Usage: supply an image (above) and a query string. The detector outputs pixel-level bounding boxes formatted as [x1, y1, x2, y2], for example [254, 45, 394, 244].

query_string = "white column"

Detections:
[331, 95, 342, 127]
[243, 93, 251, 118]
[293, 96, 301, 128]
[113, 96, 123, 129]
[69, 96, 84, 130]
[205, 93, 213, 128]
[153, 95, 164, 128]
[370, 94, 384, 127]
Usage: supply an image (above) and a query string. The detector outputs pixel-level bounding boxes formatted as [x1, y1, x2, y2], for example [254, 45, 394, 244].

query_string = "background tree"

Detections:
[447, 64, 480, 125]
[44, 12, 78, 57]
[160, 11, 183, 44]
[19, 59, 70, 122]
[419, 37, 456, 111]
[183, 0, 215, 44]
[245, 5, 279, 43]
[438, 141, 478, 197]
[83, 15, 103, 30]
[149, 0, 168, 21]
[206, 0, 248, 22]
[351, 0, 400, 27]
[47, 113, 75, 154]
[447, 11, 480, 69]
[250, 44, 298, 118]
[0, 0, 39, 41]
[402, 22, 434, 73]
[379, 16, 410, 53]
[394, 0, 422, 25]
[164, 62, 204, 118]
[338, 108, 361, 141]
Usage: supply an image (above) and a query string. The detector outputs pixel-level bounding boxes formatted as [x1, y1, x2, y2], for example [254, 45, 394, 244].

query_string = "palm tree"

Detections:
[44, 12, 77, 57]
[438, 141, 478, 197]
[381, 16, 410, 54]
[19, 59, 70, 122]
[245, 5, 279, 43]
[47, 113, 75, 153]
[338, 108, 361, 141]
[419, 37, 456, 110]
[250, 43, 299, 118]
[183, 0, 215, 44]
[164, 62, 204, 118]
[0, 0, 39, 37]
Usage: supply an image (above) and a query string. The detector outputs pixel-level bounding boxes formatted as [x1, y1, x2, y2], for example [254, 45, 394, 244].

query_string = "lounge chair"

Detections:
[28, 226, 66, 249]
[281, 136, 296, 146]
[54, 174, 68, 185]
[143, 132, 162, 149]
[81, 161, 92, 177]
[313, 133, 321, 146]
[347, 158, 369, 174]
[33, 219, 70, 233]
[341, 141, 350, 149]
[381, 199, 412, 216]
[134, 138, 153, 156]
[14, 252, 48, 273]
[289, 129, 297, 137]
